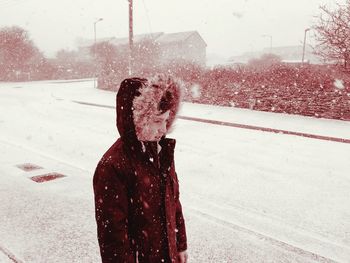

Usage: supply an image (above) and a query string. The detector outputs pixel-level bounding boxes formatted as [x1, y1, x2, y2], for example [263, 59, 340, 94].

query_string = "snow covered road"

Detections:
[1, 79, 350, 262]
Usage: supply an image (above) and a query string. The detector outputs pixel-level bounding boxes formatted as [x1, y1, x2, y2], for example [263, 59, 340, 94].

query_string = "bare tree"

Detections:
[313, 0, 350, 70]
[91, 41, 129, 77]
[90, 41, 129, 89]
[132, 39, 160, 75]
[0, 26, 41, 80]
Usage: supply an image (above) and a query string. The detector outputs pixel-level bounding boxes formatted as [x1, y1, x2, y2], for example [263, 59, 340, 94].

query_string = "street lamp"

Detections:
[262, 34, 273, 52]
[93, 18, 103, 88]
[302, 28, 310, 64]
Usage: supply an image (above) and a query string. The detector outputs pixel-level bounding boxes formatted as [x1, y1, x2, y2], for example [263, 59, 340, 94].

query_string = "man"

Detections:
[93, 76, 188, 263]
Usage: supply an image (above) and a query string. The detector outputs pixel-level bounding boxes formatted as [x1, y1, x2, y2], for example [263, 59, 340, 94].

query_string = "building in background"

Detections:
[77, 31, 207, 67]
[155, 31, 206, 66]
[227, 45, 323, 66]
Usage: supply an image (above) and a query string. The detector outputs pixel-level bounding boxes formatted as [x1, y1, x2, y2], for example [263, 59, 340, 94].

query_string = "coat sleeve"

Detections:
[93, 159, 134, 263]
[174, 172, 187, 252]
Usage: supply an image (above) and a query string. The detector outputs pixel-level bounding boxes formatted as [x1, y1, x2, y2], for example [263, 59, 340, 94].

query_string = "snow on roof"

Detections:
[78, 31, 206, 48]
[77, 37, 117, 47]
[156, 31, 197, 44]
[110, 32, 164, 46]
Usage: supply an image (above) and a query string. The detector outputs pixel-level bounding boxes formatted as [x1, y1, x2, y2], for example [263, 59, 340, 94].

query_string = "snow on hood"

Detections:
[116, 75, 182, 142]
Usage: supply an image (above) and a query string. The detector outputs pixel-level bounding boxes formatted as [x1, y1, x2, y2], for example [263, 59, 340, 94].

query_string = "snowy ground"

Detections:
[0, 79, 350, 263]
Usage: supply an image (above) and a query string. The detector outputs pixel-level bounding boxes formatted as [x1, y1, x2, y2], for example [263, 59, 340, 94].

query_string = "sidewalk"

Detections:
[1, 80, 349, 262]
[0, 140, 332, 263]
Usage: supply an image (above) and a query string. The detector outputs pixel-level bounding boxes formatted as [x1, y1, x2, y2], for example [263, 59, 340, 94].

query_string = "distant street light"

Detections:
[93, 18, 103, 88]
[302, 28, 310, 64]
[261, 34, 273, 52]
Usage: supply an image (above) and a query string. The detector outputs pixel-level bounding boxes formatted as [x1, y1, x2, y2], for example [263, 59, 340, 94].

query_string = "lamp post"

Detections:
[262, 34, 272, 52]
[93, 18, 103, 88]
[302, 28, 310, 64]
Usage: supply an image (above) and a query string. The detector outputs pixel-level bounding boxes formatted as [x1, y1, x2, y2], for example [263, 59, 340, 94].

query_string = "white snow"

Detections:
[334, 79, 345, 90]
[190, 84, 201, 99]
[0, 79, 350, 262]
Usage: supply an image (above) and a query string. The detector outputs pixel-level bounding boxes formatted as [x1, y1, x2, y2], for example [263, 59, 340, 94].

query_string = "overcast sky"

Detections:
[0, 0, 344, 59]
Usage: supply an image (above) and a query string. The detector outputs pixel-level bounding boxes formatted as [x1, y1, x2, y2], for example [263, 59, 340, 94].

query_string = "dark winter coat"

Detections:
[93, 78, 187, 263]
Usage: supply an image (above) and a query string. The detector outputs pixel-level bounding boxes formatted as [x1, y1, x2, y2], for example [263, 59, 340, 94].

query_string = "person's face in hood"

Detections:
[117, 76, 181, 143]
[138, 110, 170, 142]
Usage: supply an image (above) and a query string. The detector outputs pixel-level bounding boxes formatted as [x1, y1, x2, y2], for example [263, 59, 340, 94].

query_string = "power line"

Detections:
[142, 0, 153, 34]
[0, 0, 32, 9]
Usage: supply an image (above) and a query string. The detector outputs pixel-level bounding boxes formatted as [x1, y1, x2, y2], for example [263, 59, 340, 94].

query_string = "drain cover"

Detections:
[16, 163, 43, 172]
[30, 172, 66, 183]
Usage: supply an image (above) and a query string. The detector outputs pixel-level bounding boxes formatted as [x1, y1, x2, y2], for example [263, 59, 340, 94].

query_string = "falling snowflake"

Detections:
[190, 84, 201, 98]
[142, 230, 148, 237]
[334, 79, 344, 89]
[143, 201, 150, 209]
[141, 142, 146, 152]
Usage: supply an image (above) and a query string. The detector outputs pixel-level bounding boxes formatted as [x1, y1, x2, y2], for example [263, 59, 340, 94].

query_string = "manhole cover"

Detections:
[30, 173, 66, 183]
[16, 163, 43, 172]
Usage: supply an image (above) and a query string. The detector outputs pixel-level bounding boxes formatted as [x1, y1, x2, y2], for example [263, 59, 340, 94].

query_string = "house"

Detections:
[155, 31, 207, 66]
[76, 31, 207, 67]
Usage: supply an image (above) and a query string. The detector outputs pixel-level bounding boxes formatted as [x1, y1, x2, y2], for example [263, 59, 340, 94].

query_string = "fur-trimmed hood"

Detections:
[116, 76, 182, 142]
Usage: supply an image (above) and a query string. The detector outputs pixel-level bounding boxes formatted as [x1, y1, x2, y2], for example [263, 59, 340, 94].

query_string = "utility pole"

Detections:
[302, 28, 310, 64]
[129, 0, 134, 76]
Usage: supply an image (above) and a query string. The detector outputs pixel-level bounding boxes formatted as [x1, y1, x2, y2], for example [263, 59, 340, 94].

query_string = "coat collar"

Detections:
[122, 137, 176, 168]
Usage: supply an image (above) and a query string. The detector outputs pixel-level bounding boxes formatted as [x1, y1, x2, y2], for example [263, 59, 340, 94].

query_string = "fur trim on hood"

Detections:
[132, 75, 182, 141]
